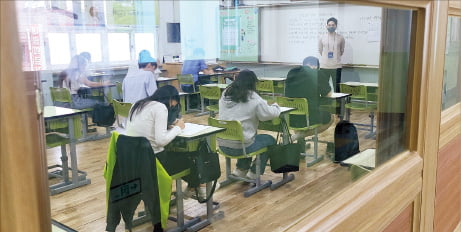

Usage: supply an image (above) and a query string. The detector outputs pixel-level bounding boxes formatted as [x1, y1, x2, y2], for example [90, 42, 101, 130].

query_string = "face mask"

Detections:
[167, 104, 181, 126]
[327, 27, 336, 33]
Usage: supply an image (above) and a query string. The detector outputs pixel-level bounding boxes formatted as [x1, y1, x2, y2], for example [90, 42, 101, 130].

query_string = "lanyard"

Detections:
[327, 33, 336, 52]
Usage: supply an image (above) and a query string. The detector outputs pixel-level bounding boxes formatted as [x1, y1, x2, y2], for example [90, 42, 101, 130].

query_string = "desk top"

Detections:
[326, 92, 352, 99]
[177, 123, 226, 140]
[157, 77, 178, 82]
[343, 82, 378, 87]
[86, 84, 116, 90]
[44, 106, 87, 120]
[258, 77, 286, 81]
[202, 83, 229, 89]
[341, 148, 376, 168]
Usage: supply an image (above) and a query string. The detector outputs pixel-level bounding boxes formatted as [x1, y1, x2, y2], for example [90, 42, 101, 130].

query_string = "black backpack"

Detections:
[92, 103, 115, 127]
[334, 120, 360, 162]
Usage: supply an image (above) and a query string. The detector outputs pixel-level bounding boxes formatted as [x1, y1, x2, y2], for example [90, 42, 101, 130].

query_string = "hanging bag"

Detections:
[268, 118, 303, 173]
[190, 140, 221, 203]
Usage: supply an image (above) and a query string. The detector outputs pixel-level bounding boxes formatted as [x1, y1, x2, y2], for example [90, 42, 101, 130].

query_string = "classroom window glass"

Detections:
[108, 33, 130, 62]
[75, 33, 102, 62]
[135, 33, 156, 59]
[12, 1, 420, 231]
[442, 16, 461, 110]
[48, 33, 71, 65]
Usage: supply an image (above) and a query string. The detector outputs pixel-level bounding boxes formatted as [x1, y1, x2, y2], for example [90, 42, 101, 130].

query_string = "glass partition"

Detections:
[14, 1, 417, 231]
[442, 16, 461, 110]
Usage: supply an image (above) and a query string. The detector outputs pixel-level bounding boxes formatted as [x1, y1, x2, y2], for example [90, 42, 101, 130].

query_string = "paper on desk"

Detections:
[180, 123, 211, 136]
[279, 106, 293, 113]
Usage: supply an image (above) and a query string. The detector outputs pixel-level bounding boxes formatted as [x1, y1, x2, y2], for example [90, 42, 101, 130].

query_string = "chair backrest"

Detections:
[199, 85, 221, 101]
[50, 87, 72, 104]
[112, 99, 132, 118]
[115, 81, 123, 99]
[177, 74, 195, 92]
[340, 84, 367, 100]
[208, 117, 246, 152]
[256, 80, 275, 94]
[276, 96, 310, 129]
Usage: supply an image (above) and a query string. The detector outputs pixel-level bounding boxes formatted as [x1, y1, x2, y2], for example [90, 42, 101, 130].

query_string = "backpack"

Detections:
[334, 120, 360, 162]
[92, 103, 116, 127]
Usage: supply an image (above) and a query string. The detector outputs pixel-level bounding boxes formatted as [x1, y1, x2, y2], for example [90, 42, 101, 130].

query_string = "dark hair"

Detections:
[327, 17, 338, 25]
[302, 56, 320, 69]
[138, 62, 157, 69]
[129, 85, 180, 121]
[224, 69, 257, 103]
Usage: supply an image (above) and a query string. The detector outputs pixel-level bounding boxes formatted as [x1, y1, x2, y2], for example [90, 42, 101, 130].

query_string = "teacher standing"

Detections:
[318, 17, 345, 93]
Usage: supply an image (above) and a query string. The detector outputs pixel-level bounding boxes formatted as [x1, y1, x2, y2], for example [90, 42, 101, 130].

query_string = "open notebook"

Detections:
[180, 123, 212, 136]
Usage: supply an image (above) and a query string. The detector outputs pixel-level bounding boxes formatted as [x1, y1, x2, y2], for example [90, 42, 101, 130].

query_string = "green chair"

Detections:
[276, 96, 327, 167]
[112, 99, 132, 128]
[199, 85, 221, 117]
[177, 74, 197, 92]
[50, 87, 73, 108]
[208, 117, 272, 197]
[115, 81, 123, 101]
[340, 84, 377, 139]
[177, 74, 200, 113]
[46, 117, 85, 189]
[256, 80, 275, 101]
[48, 87, 80, 133]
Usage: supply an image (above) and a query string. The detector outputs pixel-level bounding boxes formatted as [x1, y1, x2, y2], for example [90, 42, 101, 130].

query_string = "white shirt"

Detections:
[122, 69, 158, 104]
[318, 32, 345, 69]
[125, 101, 182, 154]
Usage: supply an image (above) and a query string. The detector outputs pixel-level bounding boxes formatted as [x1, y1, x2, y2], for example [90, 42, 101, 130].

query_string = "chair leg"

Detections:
[364, 112, 376, 139]
[301, 128, 324, 167]
[219, 157, 236, 187]
[243, 155, 272, 198]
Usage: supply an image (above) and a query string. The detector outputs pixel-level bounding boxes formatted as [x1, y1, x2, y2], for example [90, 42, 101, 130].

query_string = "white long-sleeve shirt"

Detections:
[125, 101, 181, 154]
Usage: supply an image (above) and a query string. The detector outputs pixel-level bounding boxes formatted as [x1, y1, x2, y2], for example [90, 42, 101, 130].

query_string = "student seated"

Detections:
[60, 53, 110, 109]
[218, 70, 281, 178]
[181, 48, 215, 93]
[285, 56, 334, 141]
[122, 50, 158, 104]
[125, 85, 209, 202]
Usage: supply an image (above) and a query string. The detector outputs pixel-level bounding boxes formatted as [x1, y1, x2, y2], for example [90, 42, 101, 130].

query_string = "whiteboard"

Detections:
[260, 4, 382, 65]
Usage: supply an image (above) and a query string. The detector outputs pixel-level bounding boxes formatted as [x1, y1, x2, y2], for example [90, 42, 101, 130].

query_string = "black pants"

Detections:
[319, 68, 342, 93]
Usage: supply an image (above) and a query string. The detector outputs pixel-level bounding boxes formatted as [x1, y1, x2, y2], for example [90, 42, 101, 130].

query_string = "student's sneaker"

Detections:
[246, 171, 258, 180]
[183, 183, 220, 199]
[231, 168, 249, 178]
[183, 186, 206, 199]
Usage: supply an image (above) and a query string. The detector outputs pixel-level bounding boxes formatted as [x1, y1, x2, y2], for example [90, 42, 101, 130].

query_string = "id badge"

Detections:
[328, 51, 334, 59]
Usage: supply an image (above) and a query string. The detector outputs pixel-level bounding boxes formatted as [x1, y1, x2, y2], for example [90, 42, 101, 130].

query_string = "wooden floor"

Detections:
[48, 110, 376, 232]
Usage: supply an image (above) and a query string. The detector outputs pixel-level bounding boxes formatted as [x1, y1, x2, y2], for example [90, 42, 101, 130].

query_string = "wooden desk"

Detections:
[257, 107, 297, 190]
[324, 92, 352, 121]
[258, 77, 286, 81]
[343, 81, 378, 87]
[44, 106, 91, 195]
[201, 83, 229, 89]
[156, 76, 179, 89]
[341, 148, 376, 169]
[173, 123, 226, 232]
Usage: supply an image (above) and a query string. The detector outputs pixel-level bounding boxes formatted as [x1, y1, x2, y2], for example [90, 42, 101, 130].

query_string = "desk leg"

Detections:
[195, 97, 210, 116]
[168, 179, 201, 232]
[49, 115, 91, 195]
[186, 182, 224, 232]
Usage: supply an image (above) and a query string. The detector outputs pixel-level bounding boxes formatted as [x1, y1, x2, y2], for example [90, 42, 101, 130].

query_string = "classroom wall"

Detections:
[157, 0, 181, 63]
